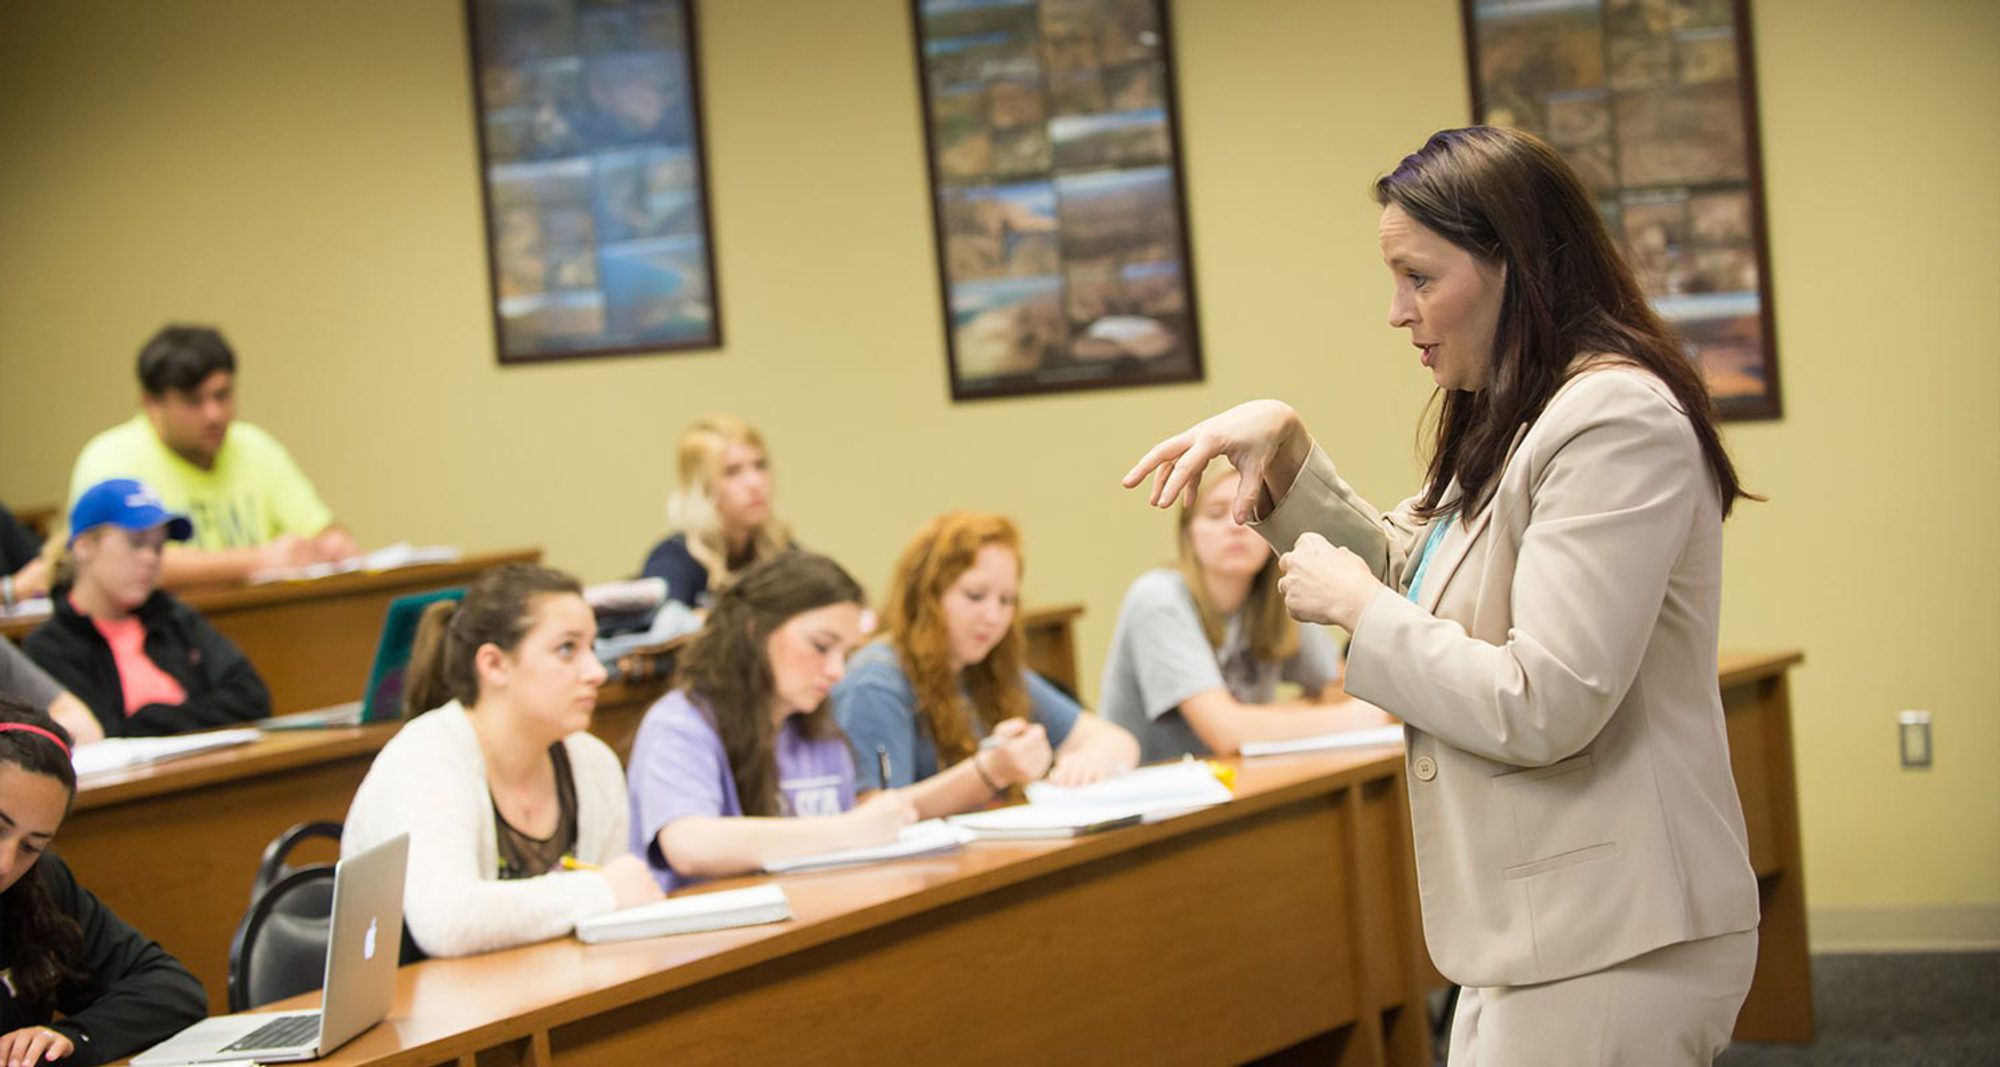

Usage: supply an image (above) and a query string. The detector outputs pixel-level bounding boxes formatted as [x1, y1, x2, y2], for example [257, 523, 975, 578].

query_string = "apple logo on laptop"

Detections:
[364, 917, 379, 961]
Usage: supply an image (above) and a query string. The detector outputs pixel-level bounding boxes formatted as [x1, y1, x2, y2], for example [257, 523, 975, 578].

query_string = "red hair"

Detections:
[880, 512, 1029, 769]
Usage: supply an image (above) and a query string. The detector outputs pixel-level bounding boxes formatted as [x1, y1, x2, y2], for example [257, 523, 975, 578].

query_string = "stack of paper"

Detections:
[248, 543, 461, 584]
[763, 819, 973, 874]
[952, 760, 1236, 840]
[1239, 725, 1405, 758]
[574, 884, 792, 945]
[71, 729, 263, 779]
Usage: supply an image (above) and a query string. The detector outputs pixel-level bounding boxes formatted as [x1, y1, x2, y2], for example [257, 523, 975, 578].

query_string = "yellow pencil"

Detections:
[560, 855, 599, 872]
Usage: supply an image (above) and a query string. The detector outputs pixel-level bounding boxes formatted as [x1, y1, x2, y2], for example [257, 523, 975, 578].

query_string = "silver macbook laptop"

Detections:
[132, 833, 409, 1065]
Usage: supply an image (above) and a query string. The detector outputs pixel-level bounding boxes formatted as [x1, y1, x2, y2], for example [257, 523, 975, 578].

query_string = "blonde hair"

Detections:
[665, 415, 792, 593]
[880, 512, 1030, 770]
[1176, 473, 1298, 664]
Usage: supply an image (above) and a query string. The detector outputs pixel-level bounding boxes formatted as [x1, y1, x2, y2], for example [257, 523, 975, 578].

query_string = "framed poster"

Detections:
[913, 0, 1205, 402]
[1463, 0, 1781, 419]
[466, 0, 721, 363]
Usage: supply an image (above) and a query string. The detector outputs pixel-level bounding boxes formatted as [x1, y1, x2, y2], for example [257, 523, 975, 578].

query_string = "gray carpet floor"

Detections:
[1717, 952, 2000, 1066]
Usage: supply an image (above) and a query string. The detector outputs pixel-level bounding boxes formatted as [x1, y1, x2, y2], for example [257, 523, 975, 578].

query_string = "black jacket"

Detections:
[0, 851, 206, 1065]
[23, 585, 271, 737]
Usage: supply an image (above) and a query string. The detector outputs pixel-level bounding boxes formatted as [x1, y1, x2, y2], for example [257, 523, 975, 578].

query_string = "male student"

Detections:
[69, 325, 358, 584]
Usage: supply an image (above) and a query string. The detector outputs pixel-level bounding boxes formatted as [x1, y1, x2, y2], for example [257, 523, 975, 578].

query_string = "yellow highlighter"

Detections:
[560, 855, 599, 872]
[1204, 760, 1237, 791]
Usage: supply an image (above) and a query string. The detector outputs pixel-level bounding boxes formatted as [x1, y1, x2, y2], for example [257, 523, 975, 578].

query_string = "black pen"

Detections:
[874, 744, 892, 789]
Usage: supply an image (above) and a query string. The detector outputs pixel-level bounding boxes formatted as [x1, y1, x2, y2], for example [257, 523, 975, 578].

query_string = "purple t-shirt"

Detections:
[626, 689, 857, 890]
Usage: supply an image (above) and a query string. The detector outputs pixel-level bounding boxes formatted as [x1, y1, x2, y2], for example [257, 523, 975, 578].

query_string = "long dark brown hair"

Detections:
[404, 564, 584, 716]
[0, 699, 85, 1011]
[880, 513, 1031, 771]
[1375, 126, 1750, 520]
[674, 552, 864, 817]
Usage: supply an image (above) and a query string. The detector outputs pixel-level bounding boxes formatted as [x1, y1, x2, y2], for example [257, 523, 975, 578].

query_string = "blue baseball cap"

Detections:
[67, 479, 195, 545]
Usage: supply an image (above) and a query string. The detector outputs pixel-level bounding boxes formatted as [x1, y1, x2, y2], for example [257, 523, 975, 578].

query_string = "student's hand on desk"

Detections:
[8, 557, 50, 601]
[979, 719, 1051, 788]
[256, 534, 317, 572]
[846, 789, 918, 843]
[1123, 399, 1311, 523]
[312, 525, 359, 562]
[598, 854, 665, 909]
[1278, 533, 1385, 632]
[0, 1024, 73, 1064]
[1046, 749, 1121, 787]
[47, 692, 104, 746]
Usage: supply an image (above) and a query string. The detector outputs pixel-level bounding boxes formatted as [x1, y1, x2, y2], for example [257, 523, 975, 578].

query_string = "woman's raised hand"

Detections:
[1121, 400, 1311, 523]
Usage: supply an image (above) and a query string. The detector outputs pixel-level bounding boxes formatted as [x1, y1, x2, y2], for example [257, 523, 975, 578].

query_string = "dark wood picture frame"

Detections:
[464, 0, 723, 365]
[911, 0, 1205, 402]
[1461, 0, 1781, 420]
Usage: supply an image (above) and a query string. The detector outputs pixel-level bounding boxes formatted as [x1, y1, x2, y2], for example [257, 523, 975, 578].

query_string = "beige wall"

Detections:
[1, 1, 1994, 946]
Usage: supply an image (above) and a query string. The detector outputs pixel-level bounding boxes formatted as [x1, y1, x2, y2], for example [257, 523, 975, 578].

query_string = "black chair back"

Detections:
[228, 865, 337, 1012]
[250, 820, 344, 905]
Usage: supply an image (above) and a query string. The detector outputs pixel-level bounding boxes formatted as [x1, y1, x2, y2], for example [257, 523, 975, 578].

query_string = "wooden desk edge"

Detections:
[288, 749, 1411, 1063]
[1717, 650, 1804, 689]
[73, 725, 400, 810]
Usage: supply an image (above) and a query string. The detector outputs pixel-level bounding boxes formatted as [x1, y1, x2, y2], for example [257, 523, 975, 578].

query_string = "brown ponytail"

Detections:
[402, 564, 583, 716]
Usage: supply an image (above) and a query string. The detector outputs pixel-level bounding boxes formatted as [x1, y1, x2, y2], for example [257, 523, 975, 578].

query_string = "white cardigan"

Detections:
[342, 701, 627, 958]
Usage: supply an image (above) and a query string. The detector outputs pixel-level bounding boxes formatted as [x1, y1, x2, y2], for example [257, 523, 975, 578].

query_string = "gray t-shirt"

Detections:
[1100, 568, 1342, 763]
[0, 638, 60, 711]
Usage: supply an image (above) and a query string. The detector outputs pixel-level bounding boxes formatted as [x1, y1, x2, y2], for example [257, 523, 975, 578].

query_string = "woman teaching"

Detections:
[1125, 127, 1760, 1064]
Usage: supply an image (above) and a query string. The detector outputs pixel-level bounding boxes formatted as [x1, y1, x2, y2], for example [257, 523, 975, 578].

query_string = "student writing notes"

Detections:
[626, 552, 916, 889]
[67, 325, 356, 586]
[25, 480, 270, 739]
[0, 700, 205, 1065]
[342, 565, 661, 957]
[832, 513, 1138, 818]
[639, 415, 795, 610]
[1102, 468, 1395, 762]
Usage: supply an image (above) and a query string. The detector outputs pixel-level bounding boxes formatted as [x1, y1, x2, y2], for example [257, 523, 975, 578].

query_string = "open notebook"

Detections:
[1239, 724, 1405, 757]
[952, 760, 1235, 840]
[574, 884, 793, 945]
[763, 819, 973, 874]
[70, 729, 262, 780]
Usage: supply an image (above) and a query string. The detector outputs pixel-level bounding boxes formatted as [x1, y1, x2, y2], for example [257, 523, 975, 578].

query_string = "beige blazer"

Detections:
[1257, 363, 1759, 987]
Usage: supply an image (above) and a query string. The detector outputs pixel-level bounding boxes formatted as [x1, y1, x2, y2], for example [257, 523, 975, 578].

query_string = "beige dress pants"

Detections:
[1447, 929, 1759, 1067]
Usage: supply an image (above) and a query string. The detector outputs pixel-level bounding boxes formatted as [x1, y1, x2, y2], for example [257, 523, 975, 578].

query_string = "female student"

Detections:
[639, 415, 795, 610]
[833, 512, 1138, 817]
[626, 552, 916, 889]
[1127, 126, 1760, 1062]
[24, 478, 270, 739]
[0, 700, 206, 1066]
[1101, 468, 1395, 762]
[342, 564, 661, 958]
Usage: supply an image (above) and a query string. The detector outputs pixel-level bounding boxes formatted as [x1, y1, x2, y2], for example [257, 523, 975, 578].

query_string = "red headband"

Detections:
[0, 723, 71, 758]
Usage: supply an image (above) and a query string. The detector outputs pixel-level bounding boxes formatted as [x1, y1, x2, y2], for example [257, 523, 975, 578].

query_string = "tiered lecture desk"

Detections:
[82, 644, 1809, 1057]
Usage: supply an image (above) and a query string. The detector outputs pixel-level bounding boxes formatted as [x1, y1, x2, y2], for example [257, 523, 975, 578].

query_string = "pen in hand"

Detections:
[560, 855, 599, 872]
[875, 744, 892, 789]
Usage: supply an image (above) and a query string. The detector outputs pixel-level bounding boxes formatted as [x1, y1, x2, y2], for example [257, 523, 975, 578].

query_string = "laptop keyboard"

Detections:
[221, 1013, 320, 1053]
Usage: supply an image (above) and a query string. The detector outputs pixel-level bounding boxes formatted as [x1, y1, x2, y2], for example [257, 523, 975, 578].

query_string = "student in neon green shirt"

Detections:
[68, 325, 358, 585]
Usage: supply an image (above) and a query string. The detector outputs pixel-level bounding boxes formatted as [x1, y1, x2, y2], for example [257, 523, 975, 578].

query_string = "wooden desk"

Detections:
[76, 649, 1808, 1045]
[1719, 650, 1812, 1042]
[256, 747, 1435, 1067]
[3, 549, 541, 714]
